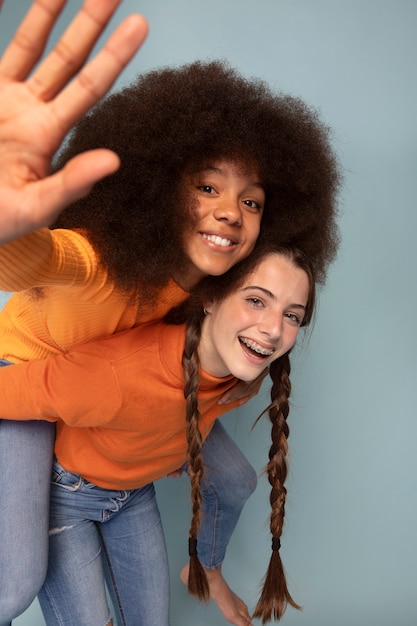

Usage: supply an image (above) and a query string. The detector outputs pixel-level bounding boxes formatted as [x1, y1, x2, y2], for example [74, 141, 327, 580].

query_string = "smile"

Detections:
[239, 337, 274, 357]
[201, 233, 234, 247]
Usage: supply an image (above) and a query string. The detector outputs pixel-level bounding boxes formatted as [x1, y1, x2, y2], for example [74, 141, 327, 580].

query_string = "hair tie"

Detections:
[188, 537, 198, 557]
[272, 537, 281, 552]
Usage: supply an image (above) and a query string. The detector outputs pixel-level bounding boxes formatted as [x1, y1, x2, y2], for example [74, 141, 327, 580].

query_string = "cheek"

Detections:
[192, 196, 206, 221]
[245, 215, 262, 247]
[284, 328, 300, 350]
[211, 307, 241, 339]
[182, 207, 203, 252]
[185, 194, 202, 230]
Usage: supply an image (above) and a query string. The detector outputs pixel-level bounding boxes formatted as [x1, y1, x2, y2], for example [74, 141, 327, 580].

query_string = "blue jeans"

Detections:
[0, 358, 56, 626]
[39, 427, 257, 625]
[190, 420, 257, 569]
[39, 461, 170, 626]
[0, 350, 256, 623]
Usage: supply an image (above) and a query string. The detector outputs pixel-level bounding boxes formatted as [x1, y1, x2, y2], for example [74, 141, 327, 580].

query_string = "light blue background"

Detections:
[1, 1, 416, 625]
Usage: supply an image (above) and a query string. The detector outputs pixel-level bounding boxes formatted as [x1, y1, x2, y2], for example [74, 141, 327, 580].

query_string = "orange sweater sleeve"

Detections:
[0, 349, 121, 425]
[0, 228, 99, 292]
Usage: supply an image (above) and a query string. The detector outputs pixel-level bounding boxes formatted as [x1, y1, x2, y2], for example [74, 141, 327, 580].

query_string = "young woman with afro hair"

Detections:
[0, 3, 341, 625]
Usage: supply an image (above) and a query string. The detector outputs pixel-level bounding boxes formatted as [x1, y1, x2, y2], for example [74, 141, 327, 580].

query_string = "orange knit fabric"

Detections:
[0, 323, 238, 489]
[0, 228, 188, 362]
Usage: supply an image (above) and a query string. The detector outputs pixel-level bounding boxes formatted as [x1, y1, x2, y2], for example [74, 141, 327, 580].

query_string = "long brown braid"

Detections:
[252, 353, 301, 623]
[182, 314, 210, 600]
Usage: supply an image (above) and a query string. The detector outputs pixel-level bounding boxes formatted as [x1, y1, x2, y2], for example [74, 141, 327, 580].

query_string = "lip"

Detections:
[199, 231, 238, 249]
[239, 336, 275, 362]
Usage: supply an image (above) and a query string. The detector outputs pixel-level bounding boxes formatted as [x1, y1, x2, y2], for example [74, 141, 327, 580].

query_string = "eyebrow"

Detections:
[241, 285, 306, 310]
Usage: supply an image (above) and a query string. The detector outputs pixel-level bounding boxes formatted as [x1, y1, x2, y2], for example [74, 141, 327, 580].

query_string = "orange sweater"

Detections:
[0, 323, 239, 489]
[0, 228, 188, 362]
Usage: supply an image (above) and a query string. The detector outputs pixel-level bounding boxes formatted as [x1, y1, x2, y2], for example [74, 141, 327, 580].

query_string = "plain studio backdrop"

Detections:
[1, 1, 416, 625]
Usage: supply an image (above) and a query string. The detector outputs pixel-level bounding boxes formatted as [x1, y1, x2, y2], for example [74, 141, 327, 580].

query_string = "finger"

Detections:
[47, 148, 122, 203]
[17, 149, 121, 233]
[50, 13, 148, 131]
[0, 0, 67, 80]
[167, 470, 183, 478]
[0, 150, 118, 245]
[28, 0, 126, 100]
[217, 396, 232, 405]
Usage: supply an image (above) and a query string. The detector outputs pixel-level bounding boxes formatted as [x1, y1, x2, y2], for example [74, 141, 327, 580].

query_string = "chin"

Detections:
[232, 369, 264, 383]
[207, 265, 233, 277]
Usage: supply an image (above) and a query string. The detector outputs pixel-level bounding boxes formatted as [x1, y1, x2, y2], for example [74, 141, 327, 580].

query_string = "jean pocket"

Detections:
[51, 459, 83, 491]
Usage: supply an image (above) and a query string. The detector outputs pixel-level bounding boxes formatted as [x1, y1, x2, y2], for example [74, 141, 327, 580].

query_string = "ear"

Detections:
[203, 299, 215, 314]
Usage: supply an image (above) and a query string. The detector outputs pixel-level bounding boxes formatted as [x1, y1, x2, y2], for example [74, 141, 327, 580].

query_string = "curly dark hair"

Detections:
[53, 60, 341, 302]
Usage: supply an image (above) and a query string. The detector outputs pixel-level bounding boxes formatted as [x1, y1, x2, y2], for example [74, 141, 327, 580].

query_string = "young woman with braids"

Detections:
[0, 243, 315, 625]
[0, 2, 340, 624]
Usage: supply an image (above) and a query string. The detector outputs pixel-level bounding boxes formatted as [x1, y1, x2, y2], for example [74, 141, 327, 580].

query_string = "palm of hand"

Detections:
[0, 0, 148, 245]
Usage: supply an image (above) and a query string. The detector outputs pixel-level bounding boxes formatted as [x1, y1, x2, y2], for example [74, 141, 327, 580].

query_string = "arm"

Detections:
[0, 0, 148, 245]
[0, 227, 101, 291]
[0, 349, 121, 425]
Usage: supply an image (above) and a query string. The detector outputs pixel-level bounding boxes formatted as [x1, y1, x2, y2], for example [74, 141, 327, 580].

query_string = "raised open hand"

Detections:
[0, 0, 148, 245]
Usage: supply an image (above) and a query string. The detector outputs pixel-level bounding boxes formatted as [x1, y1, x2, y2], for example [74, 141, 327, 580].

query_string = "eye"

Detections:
[285, 312, 302, 325]
[242, 199, 263, 212]
[246, 297, 264, 308]
[198, 185, 216, 194]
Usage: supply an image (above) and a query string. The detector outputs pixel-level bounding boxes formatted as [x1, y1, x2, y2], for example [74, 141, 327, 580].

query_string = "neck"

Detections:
[198, 317, 230, 378]
[172, 262, 206, 292]
[173, 274, 199, 292]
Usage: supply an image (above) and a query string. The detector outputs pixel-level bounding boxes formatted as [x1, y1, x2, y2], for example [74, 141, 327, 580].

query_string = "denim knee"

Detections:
[224, 457, 257, 506]
[204, 454, 257, 509]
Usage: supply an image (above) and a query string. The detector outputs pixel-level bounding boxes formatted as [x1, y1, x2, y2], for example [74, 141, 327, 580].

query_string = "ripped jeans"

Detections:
[0, 409, 257, 625]
[39, 420, 258, 625]
[39, 462, 169, 626]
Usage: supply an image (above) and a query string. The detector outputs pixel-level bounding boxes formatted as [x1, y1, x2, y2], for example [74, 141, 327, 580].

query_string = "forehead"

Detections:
[240, 254, 309, 299]
[186, 158, 261, 179]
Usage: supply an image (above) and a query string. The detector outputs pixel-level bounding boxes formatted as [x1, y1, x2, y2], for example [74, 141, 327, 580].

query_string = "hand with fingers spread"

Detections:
[0, 0, 148, 246]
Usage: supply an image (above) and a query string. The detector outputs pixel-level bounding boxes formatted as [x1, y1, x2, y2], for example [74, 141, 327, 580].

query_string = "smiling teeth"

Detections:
[240, 337, 274, 356]
[202, 233, 233, 247]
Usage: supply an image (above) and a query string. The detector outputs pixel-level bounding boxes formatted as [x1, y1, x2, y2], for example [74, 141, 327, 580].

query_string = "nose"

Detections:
[213, 196, 242, 226]
[259, 312, 283, 341]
